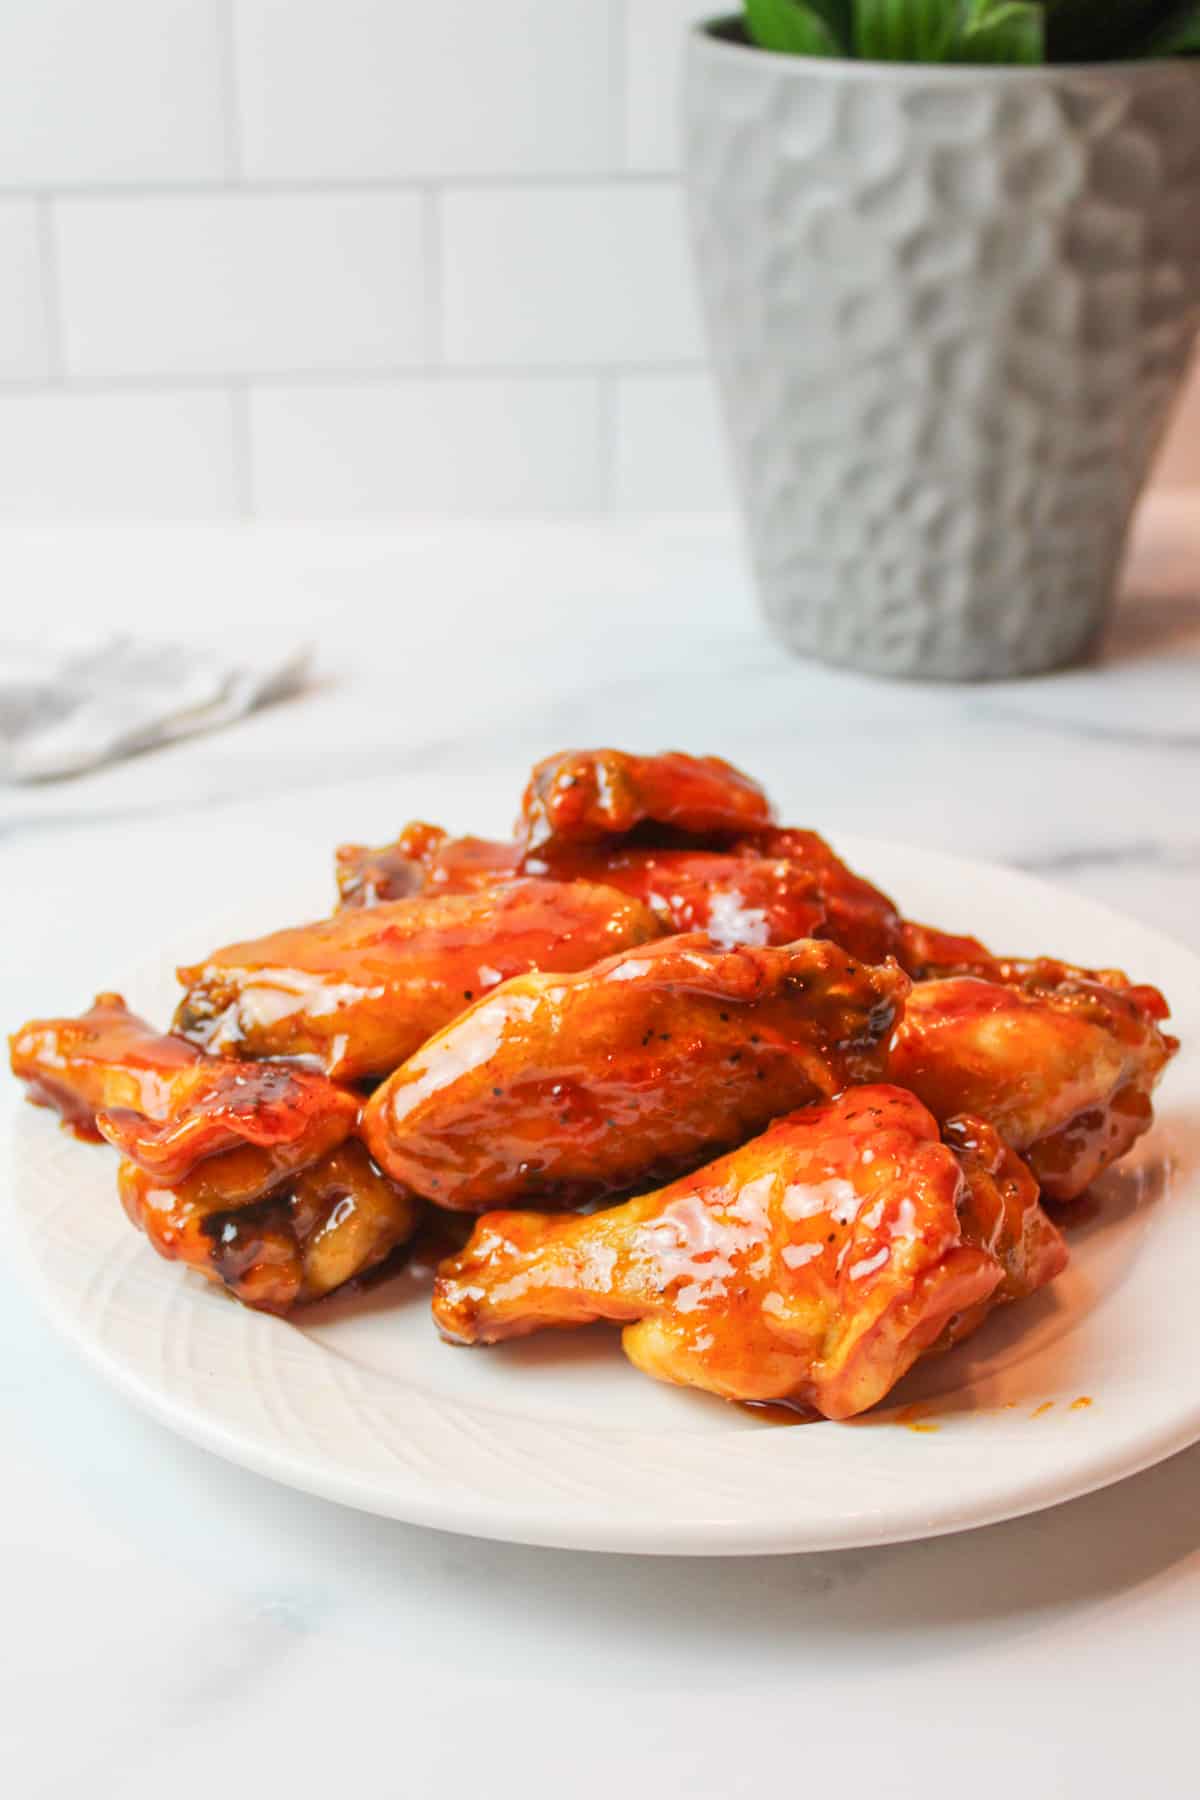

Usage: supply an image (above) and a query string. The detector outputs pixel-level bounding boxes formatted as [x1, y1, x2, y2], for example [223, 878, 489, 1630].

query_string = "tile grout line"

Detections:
[422, 188, 445, 367]
[0, 172, 681, 201]
[229, 381, 254, 518]
[217, 0, 245, 183]
[610, 0, 630, 170]
[34, 197, 66, 383]
[596, 373, 620, 514]
[0, 362, 706, 394]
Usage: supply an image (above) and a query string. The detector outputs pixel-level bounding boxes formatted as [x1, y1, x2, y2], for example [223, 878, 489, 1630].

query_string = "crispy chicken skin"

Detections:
[889, 967, 1178, 1200]
[174, 878, 662, 1080]
[432, 1087, 1067, 1419]
[9, 993, 201, 1138]
[519, 749, 773, 852]
[119, 1139, 421, 1314]
[363, 934, 910, 1211]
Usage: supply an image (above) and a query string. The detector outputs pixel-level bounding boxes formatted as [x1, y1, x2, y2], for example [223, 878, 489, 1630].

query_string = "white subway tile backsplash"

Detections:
[249, 377, 602, 516]
[0, 391, 236, 517]
[442, 184, 703, 367]
[0, 203, 50, 380]
[235, 0, 616, 181]
[624, 0, 708, 171]
[613, 372, 734, 511]
[55, 194, 428, 379]
[2, 0, 1190, 521]
[0, 0, 227, 186]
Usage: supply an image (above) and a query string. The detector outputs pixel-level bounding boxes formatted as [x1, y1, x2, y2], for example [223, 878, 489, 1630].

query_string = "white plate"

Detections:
[9, 829, 1200, 1555]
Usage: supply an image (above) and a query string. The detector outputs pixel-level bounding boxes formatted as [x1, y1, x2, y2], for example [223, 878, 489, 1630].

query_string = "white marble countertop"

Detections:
[4, 500, 1200, 1799]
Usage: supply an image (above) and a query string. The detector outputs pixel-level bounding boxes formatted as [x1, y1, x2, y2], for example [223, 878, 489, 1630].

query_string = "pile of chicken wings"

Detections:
[10, 749, 1179, 1422]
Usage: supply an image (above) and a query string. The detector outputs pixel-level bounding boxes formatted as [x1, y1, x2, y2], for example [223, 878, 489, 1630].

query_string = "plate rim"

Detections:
[9, 830, 1200, 1556]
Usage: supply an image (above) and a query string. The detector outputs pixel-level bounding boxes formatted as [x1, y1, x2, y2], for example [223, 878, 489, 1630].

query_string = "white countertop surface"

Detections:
[4, 501, 1200, 1799]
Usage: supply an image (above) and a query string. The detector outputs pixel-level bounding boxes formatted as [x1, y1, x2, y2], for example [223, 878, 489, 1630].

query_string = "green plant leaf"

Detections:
[854, 0, 960, 60]
[955, 0, 1045, 62]
[744, 0, 846, 54]
[1144, 3, 1200, 51]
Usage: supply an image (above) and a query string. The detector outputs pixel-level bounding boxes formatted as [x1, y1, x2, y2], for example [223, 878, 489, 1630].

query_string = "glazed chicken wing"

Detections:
[174, 878, 661, 1080]
[10, 996, 419, 1314]
[433, 1087, 1067, 1419]
[335, 823, 521, 910]
[521, 844, 828, 946]
[331, 749, 900, 961]
[119, 1138, 420, 1314]
[95, 1056, 359, 1184]
[732, 828, 904, 965]
[519, 748, 773, 852]
[889, 964, 1178, 1200]
[10, 993, 358, 1176]
[9, 992, 201, 1138]
[344, 826, 832, 947]
[898, 921, 1001, 981]
[363, 934, 909, 1210]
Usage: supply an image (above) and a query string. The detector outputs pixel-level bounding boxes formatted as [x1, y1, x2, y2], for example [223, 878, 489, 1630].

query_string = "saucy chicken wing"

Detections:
[350, 820, 893, 957]
[10, 993, 358, 1175]
[898, 921, 1001, 981]
[9, 995, 420, 1314]
[889, 965, 1178, 1200]
[519, 748, 773, 852]
[520, 845, 828, 946]
[331, 750, 901, 962]
[336, 823, 521, 910]
[433, 1086, 1067, 1419]
[96, 1056, 359, 1184]
[174, 878, 661, 1080]
[732, 827, 904, 965]
[10, 992, 201, 1138]
[363, 934, 910, 1210]
[344, 826, 832, 946]
[119, 1138, 420, 1314]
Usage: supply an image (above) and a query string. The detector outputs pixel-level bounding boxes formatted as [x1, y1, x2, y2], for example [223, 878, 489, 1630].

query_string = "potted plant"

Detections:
[683, 5, 1200, 678]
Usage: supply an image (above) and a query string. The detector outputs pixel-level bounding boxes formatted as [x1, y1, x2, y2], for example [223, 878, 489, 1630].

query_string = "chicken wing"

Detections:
[731, 827, 904, 965]
[10, 993, 358, 1178]
[520, 844, 828, 946]
[897, 920, 1000, 981]
[432, 1086, 1067, 1419]
[11, 996, 416, 1313]
[335, 822, 521, 910]
[331, 753, 898, 961]
[96, 1056, 359, 1184]
[343, 825, 834, 947]
[119, 1138, 421, 1314]
[363, 934, 909, 1210]
[174, 878, 661, 1080]
[518, 748, 773, 852]
[888, 965, 1178, 1200]
[9, 992, 201, 1138]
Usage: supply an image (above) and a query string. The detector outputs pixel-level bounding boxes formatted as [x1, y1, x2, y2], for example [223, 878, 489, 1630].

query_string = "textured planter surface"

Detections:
[684, 26, 1200, 678]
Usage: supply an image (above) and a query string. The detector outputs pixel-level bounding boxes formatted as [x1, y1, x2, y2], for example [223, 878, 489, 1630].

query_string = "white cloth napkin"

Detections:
[0, 634, 312, 783]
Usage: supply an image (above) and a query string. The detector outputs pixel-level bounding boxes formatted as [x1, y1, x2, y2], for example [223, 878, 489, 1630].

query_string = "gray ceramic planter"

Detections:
[683, 20, 1200, 679]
